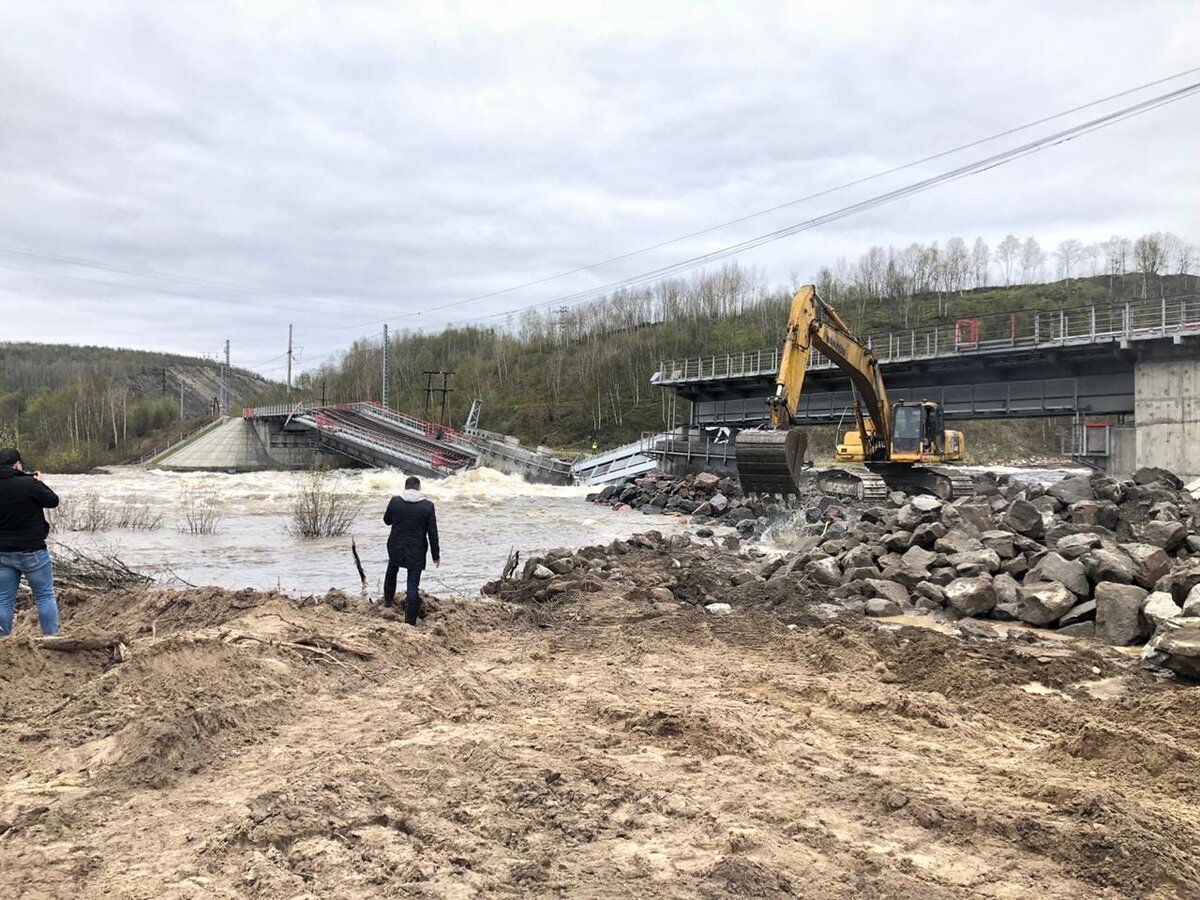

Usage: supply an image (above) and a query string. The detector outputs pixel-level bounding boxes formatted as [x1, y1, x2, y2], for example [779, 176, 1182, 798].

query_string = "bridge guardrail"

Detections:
[652, 293, 1200, 384]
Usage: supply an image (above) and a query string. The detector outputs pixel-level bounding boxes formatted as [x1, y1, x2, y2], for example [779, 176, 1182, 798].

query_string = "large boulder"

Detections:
[1018, 582, 1077, 625]
[865, 597, 903, 617]
[1183, 584, 1200, 617]
[993, 572, 1021, 607]
[979, 530, 1016, 559]
[1055, 532, 1104, 560]
[944, 576, 996, 616]
[1049, 474, 1094, 506]
[809, 557, 843, 587]
[950, 549, 1002, 577]
[1090, 474, 1127, 504]
[935, 530, 984, 556]
[946, 501, 994, 534]
[1082, 548, 1136, 585]
[1026, 552, 1089, 597]
[1060, 600, 1097, 627]
[709, 493, 730, 514]
[910, 521, 948, 548]
[1094, 582, 1150, 646]
[901, 545, 937, 570]
[1069, 500, 1120, 530]
[1003, 500, 1045, 540]
[1137, 520, 1187, 553]
[1143, 591, 1183, 629]
[913, 582, 947, 607]
[897, 496, 942, 529]
[1133, 466, 1184, 490]
[1147, 618, 1200, 678]
[1123, 543, 1173, 591]
[864, 579, 911, 607]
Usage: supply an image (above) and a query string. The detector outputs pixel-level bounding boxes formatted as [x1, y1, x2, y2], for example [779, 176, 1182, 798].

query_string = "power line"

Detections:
[1, 66, 1196, 334]
[442, 78, 1200, 325]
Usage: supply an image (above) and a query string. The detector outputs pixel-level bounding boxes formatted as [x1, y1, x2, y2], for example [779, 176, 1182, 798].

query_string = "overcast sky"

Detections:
[1, 1, 1197, 380]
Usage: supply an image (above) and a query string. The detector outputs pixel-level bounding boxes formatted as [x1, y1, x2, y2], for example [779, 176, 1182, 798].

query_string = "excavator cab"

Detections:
[891, 401, 942, 459]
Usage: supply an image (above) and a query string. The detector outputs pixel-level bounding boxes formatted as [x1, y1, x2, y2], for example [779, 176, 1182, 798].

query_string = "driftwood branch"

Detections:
[501, 547, 520, 581]
[38, 634, 125, 652]
[351, 537, 369, 595]
[220, 630, 373, 675]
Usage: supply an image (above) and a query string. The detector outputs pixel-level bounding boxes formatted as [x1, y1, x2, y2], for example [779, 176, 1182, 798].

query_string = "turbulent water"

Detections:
[45, 467, 680, 597]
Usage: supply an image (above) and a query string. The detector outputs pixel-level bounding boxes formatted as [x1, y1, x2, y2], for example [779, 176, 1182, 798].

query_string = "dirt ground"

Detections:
[2, 549, 1200, 899]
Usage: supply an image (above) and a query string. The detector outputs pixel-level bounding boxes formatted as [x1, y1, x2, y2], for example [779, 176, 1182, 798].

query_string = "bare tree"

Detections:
[970, 237, 989, 288]
[1082, 242, 1101, 278]
[1055, 238, 1084, 284]
[1134, 232, 1166, 298]
[1020, 237, 1045, 284]
[996, 234, 1020, 287]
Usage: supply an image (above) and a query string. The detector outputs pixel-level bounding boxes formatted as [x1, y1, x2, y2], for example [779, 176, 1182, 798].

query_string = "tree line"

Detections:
[295, 229, 1196, 451]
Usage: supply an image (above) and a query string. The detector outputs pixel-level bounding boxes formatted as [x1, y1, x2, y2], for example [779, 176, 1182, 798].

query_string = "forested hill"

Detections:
[291, 262, 1197, 456]
[0, 343, 276, 471]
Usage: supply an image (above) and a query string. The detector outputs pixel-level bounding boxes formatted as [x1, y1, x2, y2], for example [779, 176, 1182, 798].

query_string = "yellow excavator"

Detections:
[734, 285, 968, 500]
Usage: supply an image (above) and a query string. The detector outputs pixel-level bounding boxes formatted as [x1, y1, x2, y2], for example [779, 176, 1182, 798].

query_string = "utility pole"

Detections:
[221, 339, 230, 417]
[286, 324, 293, 402]
[382, 324, 389, 408]
[179, 379, 185, 421]
[423, 370, 438, 420]
[438, 370, 455, 426]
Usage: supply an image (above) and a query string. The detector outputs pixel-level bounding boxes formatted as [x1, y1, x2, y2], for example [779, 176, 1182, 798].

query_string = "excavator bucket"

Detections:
[734, 428, 808, 496]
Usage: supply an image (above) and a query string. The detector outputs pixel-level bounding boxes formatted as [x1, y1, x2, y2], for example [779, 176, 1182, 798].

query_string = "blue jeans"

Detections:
[383, 559, 423, 626]
[0, 549, 60, 636]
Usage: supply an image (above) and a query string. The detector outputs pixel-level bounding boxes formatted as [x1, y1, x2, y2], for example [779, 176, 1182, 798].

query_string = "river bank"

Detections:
[2, 529, 1198, 898]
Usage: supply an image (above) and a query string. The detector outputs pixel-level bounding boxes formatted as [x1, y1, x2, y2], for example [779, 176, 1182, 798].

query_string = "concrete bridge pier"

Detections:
[1127, 359, 1200, 482]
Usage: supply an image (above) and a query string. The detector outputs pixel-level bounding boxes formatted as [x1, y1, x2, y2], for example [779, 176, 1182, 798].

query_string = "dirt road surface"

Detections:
[2, 545, 1199, 898]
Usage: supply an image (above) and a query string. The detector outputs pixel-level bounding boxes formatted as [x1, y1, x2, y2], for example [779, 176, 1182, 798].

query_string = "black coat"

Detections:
[0, 467, 59, 552]
[383, 492, 440, 570]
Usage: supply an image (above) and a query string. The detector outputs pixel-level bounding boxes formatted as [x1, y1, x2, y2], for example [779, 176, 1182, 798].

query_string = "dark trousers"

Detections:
[383, 558, 422, 626]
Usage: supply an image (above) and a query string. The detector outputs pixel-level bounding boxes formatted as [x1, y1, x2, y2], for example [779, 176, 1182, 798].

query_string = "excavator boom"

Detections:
[734, 285, 966, 498]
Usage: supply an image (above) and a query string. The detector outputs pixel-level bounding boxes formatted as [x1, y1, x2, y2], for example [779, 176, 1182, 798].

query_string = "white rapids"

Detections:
[44, 467, 684, 597]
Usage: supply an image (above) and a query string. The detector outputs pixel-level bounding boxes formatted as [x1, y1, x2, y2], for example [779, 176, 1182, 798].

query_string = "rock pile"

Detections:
[587, 472, 771, 537]
[753, 466, 1200, 677]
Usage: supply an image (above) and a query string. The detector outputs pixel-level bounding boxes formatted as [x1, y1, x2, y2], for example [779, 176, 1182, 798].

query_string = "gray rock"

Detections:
[883, 531, 913, 552]
[914, 595, 943, 613]
[957, 618, 999, 639]
[809, 557, 843, 587]
[992, 601, 1021, 621]
[1026, 552, 1089, 597]
[1182, 584, 1200, 617]
[947, 501, 994, 534]
[1057, 622, 1096, 638]
[880, 561, 932, 589]
[843, 565, 882, 583]
[1018, 582, 1077, 626]
[547, 558, 576, 575]
[950, 548, 1002, 577]
[1060, 600, 1097, 626]
[993, 572, 1020, 607]
[980, 530, 1016, 559]
[897, 502, 936, 530]
[1133, 466, 1184, 490]
[709, 493, 729, 514]
[1049, 474, 1094, 506]
[912, 582, 946, 606]
[1002, 555, 1030, 579]
[730, 570, 757, 586]
[944, 576, 996, 616]
[864, 579, 911, 607]
[532, 564, 555, 580]
[1055, 532, 1104, 560]
[901, 545, 937, 570]
[1143, 591, 1183, 628]
[726, 506, 756, 522]
[911, 495, 944, 514]
[842, 545, 877, 569]
[1076, 500, 1121, 531]
[1003, 499, 1045, 539]
[1094, 582, 1150, 646]
[1138, 520, 1187, 553]
[1148, 618, 1200, 678]
[910, 521, 948, 548]
[1122, 543, 1173, 590]
[1083, 548, 1136, 585]
[650, 587, 676, 602]
[705, 602, 733, 615]
[695, 527, 714, 538]
[1032, 495, 1064, 516]
[865, 597, 903, 617]
[935, 530, 985, 555]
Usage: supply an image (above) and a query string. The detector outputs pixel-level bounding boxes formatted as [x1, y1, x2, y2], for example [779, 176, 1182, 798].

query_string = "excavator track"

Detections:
[814, 464, 977, 502]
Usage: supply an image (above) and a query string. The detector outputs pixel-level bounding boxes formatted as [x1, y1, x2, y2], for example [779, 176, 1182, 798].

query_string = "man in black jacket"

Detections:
[382, 476, 440, 626]
[0, 448, 60, 636]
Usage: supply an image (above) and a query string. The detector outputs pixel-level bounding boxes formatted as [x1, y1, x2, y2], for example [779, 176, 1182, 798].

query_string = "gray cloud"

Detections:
[1, 1, 1197, 379]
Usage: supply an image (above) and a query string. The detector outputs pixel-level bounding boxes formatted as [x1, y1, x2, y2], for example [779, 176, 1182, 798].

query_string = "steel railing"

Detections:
[653, 293, 1200, 385]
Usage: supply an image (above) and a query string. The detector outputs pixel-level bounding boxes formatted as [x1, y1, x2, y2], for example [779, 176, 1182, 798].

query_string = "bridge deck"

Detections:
[653, 293, 1200, 387]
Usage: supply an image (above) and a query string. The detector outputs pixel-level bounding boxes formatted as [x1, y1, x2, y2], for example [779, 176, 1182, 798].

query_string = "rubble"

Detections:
[583, 465, 1200, 678]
